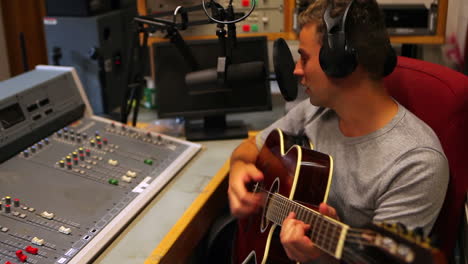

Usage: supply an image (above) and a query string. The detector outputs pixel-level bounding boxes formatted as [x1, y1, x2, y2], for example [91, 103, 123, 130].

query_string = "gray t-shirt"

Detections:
[256, 99, 449, 236]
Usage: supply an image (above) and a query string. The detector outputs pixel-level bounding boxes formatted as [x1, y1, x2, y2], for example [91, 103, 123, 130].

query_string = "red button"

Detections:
[25, 245, 39, 255]
[242, 0, 250, 7]
[242, 24, 251, 32]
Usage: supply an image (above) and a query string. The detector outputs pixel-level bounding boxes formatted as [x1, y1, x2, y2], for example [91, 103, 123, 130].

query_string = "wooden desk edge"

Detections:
[144, 156, 231, 264]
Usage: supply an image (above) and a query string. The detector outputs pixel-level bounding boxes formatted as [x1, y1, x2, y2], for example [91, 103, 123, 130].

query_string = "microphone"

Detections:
[273, 38, 298, 101]
[185, 61, 265, 89]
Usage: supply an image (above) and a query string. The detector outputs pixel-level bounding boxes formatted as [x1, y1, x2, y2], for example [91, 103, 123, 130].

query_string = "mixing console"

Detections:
[0, 66, 201, 264]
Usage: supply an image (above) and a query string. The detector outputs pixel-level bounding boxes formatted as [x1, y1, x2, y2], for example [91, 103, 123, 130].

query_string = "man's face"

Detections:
[294, 23, 336, 107]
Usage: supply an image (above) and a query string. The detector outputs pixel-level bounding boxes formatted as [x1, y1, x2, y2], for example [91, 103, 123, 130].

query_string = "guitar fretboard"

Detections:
[265, 193, 349, 258]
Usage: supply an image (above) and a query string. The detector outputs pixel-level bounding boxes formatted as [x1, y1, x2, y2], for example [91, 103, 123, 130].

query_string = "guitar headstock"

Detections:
[343, 222, 446, 264]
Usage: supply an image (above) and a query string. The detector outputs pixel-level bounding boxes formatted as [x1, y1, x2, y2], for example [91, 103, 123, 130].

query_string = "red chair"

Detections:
[384, 56, 468, 260]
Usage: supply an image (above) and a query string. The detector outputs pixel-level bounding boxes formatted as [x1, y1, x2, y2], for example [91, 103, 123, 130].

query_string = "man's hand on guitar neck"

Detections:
[281, 203, 339, 263]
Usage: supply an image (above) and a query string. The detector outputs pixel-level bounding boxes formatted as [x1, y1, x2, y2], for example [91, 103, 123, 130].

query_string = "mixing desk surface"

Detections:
[0, 66, 201, 264]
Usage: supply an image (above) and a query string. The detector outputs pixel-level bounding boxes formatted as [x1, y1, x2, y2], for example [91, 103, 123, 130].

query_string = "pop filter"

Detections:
[273, 38, 298, 101]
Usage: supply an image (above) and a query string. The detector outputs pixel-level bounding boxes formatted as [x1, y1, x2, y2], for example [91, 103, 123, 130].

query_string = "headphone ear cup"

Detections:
[319, 41, 358, 78]
[383, 46, 397, 77]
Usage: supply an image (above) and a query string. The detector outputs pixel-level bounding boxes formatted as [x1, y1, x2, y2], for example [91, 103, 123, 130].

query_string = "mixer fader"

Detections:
[0, 66, 201, 264]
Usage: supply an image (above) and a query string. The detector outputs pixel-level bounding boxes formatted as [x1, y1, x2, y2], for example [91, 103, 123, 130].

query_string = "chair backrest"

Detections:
[384, 56, 468, 259]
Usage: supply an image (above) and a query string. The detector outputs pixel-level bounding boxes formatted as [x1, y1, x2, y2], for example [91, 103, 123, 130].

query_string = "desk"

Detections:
[93, 95, 286, 263]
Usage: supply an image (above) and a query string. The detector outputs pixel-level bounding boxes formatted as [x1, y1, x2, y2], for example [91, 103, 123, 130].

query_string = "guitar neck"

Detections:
[265, 193, 349, 259]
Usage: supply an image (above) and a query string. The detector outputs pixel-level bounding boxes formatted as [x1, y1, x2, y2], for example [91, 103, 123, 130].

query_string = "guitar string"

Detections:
[265, 192, 342, 255]
[266, 191, 344, 252]
[260, 193, 384, 264]
[261, 189, 381, 251]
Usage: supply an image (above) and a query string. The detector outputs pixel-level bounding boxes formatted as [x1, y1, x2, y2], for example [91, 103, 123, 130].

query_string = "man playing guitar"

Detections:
[228, 0, 449, 263]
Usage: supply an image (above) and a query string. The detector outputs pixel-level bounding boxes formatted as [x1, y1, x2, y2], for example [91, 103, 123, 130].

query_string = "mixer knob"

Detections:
[5, 196, 11, 204]
[25, 245, 38, 255]
[31, 237, 44, 246]
[5, 204, 11, 213]
[59, 160, 65, 168]
[57, 130, 62, 137]
[79, 154, 85, 161]
[82, 133, 88, 139]
[67, 162, 72, 169]
[73, 158, 79, 165]
[78, 147, 84, 154]
[44, 138, 50, 145]
[16, 250, 27, 262]
[66, 156, 72, 162]
[97, 142, 102, 149]
[14, 198, 20, 207]
[86, 149, 91, 156]
[69, 129, 74, 135]
[77, 137, 82, 143]
[23, 150, 29, 158]
[103, 138, 108, 145]
[37, 142, 43, 149]
[72, 152, 78, 158]
[95, 131, 100, 137]
[90, 140, 95, 147]
[31, 146, 36, 153]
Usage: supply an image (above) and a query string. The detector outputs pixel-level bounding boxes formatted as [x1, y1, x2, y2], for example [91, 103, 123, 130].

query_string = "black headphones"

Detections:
[319, 0, 397, 78]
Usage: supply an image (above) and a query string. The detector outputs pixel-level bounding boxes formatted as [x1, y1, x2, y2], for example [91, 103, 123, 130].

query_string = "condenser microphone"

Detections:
[273, 38, 298, 101]
[185, 61, 265, 88]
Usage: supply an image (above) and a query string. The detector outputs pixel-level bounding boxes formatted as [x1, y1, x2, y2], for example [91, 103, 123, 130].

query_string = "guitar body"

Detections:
[234, 129, 333, 264]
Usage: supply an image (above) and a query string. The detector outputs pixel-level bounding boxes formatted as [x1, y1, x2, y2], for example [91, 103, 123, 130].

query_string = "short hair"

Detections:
[298, 0, 392, 80]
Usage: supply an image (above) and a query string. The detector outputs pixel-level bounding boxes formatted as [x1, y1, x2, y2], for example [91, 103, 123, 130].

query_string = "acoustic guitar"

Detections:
[234, 128, 446, 264]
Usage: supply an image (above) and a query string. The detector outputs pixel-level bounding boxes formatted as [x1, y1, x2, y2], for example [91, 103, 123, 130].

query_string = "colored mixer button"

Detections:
[121, 175, 132, 183]
[108, 179, 119, 185]
[16, 250, 27, 262]
[59, 226, 71, 235]
[40, 211, 54, 220]
[108, 159, 118, 166]
[31, 237, 44, 246]
[144, 159, 153, 165]
[25, 245, 38, 255]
